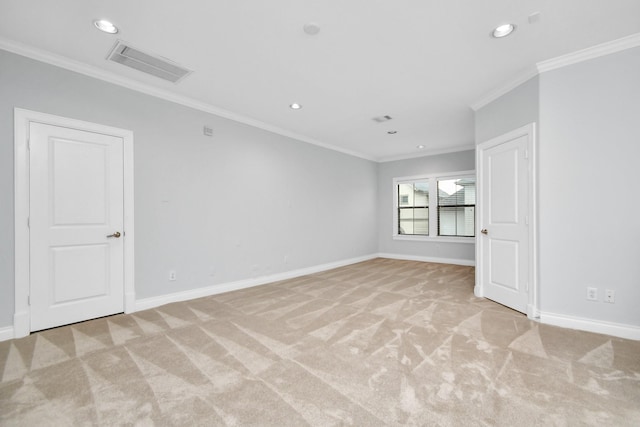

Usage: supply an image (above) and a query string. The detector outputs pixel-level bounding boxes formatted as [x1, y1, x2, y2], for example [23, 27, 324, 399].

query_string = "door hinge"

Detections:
[525, 215, 529, 225]
[27, 217, 30, 228]
[524, 149, 529, 159]
[27, 138, 30, 150]
[27, 295, 30, 305]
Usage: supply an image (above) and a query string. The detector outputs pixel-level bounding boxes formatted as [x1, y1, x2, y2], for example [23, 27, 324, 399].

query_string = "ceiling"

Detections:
[1, 1, 640, 161]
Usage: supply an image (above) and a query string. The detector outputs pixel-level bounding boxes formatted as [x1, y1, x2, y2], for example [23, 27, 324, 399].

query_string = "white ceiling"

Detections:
[1, 1, 640, 161]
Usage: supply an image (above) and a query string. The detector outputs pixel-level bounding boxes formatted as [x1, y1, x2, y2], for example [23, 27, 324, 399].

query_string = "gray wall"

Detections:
[475, 76, 539, 143]
[377, 151, 476, 262]
[475, 47, 640, 328]
[0, 50, 378, 327]
[538, 47, 640, 326]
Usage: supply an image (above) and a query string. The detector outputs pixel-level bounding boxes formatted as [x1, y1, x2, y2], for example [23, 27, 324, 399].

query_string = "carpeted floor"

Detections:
[1, 258, 639, 426]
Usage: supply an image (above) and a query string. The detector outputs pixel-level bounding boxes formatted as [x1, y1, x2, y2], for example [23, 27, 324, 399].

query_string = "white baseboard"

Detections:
[0, 326, 15, 342]
[539, 311, 640, 341]
[377, 252, 475, 267]
[135, 253, 379, 312]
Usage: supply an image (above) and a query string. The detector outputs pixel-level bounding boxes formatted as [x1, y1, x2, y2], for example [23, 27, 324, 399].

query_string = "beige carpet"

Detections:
[1, 258, 639, 426]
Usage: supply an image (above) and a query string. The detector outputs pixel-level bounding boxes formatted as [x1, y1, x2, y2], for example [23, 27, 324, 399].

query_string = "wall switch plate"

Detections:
[169, 270, 177, 281]
[605, 289, 615, 303]
[586, 287, 597, 301]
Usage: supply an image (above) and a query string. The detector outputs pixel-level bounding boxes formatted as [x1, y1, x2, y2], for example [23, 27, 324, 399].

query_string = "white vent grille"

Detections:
[107, 41, 192, 83]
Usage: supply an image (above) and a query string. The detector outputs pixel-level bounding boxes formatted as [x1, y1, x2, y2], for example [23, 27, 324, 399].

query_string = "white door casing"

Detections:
[14, 109, 135, 338]
[476, 123, 537, 317]
[30, 123, 124, 331]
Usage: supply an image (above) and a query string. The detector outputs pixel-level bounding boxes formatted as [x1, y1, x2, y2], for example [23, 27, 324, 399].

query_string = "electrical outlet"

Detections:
[586, 287, 597, 301]
[169, 270, 176, 281]
[605, 289, 615, 303]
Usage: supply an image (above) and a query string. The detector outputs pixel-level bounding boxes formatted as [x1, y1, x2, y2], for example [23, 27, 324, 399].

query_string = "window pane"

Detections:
[398, 183, 413, 206]
[414, 182, 429, 207]
[438, 206, 474, 236]
[398, 208, 429, 235]
[413, 207, 429, 234]
[399, 208, 414, 234]
[437, 177, 475, 236]
[397, 180, 429, 236]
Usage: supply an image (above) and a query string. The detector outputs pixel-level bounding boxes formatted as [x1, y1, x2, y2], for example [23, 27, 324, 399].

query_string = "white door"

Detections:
[476, 124, 534, 315]
[29, 122, 125, 331]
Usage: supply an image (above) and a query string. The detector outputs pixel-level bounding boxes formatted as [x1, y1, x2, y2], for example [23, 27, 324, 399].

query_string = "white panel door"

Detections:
[30, 122, 124, 331]
[479, 132, 530, 313]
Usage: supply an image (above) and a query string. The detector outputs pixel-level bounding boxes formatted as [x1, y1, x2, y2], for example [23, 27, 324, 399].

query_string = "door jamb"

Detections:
[475, 123, 538, 318]
[14, 108, 135, 338]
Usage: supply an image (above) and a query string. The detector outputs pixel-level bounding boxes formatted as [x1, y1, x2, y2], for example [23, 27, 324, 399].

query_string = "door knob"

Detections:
[480, 229, 488, 235]
[107, 231, 121, 238]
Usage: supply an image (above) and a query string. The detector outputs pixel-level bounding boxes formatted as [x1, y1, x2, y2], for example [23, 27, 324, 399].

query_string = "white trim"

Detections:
[393, 170, 476, 183]
[539, 311, 640, 341]
[378, 144, 476, 163]
[135, 254, 378, 312]
[475, 123, 538, 318]
[537, 32, 640, 73]
[470, 67, 539, 111]
[393, 236, 475, 244]
[377, 252, 475, 267]
[0, 326, 15, 342]
[13, 108, 135, 338]
[0, 37, 375, 162]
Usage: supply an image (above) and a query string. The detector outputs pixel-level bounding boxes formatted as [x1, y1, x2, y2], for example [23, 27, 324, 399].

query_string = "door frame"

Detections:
[14, 108, 135, 338]
[475, 123, 538, 318]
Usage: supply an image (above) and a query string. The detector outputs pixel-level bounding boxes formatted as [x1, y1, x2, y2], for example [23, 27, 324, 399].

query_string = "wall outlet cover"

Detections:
[605, 289, 615, 303]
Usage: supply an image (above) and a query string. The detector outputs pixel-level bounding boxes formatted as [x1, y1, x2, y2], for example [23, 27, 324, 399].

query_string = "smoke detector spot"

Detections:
[303, 23, 321, 35]
[373, 115, 393, 123]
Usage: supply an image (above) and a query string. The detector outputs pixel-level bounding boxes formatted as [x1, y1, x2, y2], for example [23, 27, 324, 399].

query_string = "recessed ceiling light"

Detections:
[492, 23, 516, 38]
[387, 130, 398, 135]
[289, 103, 302, 110]
[94, 19, 118, 34]
[417, 145, 425, 149]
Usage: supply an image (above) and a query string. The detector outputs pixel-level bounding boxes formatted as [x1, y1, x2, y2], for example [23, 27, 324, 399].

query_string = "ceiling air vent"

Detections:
[107, 41, 192, 83]
[373, 115, 392, 123]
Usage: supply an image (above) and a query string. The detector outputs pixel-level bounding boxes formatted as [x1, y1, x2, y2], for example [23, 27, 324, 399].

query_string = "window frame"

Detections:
[397, 180, 430, 236]
[392, 170, 476, 244]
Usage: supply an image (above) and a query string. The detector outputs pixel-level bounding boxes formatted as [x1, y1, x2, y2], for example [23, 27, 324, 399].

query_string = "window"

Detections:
[397, 181, 429, 235]
[393, 171, 475, 241]
[437, 178, 476, 237]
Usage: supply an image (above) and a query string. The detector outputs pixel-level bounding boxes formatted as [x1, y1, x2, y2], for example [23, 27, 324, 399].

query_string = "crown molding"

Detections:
[471, 32, 640, 112]
[537, 32, 640, 73]
[0, 37, 376, 162]
[470, 67, 538, 112]
[377, 143, 476, 163]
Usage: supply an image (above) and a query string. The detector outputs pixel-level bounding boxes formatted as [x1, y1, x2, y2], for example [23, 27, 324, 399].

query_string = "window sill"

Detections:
[393, 235, 475, 244]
